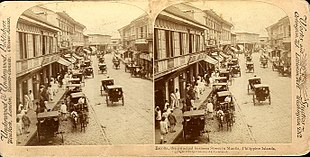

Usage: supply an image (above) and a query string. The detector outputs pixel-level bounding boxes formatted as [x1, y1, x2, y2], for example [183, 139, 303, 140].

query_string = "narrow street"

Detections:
[175, 52, 291, 144]
[83, 53, 153, 144]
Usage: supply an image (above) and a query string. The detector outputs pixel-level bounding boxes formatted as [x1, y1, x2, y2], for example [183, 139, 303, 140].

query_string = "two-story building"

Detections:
[118, 13, 153, 77]
[266, 16, 290, 51]
[154, 5, 218, 111]
[16, 8, 65, 108]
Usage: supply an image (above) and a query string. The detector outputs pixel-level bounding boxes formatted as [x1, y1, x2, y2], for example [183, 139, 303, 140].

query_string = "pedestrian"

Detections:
[17, 101, 23, 114]
[175, 88, 180, 108]
[155, 106, 161, 128]
[60, 102, 67, 121]
[28, 90, 34, 110]
[24, 94, 30, 111]
[168, 110, 177, 133]
[16, 117, 23, 136]
[209, 73, 214, 88]
[162, 109, 170, 128]
[22, 111, 31, 134]
[35, 102, 41, 116]
[164, 100, 169, 111]
[159, 117, 168, 144]
[48, 85, 53, 102]
[194, 83, 199, 100]
[170, 92, 176, 109]
[206, 99, 214, 119]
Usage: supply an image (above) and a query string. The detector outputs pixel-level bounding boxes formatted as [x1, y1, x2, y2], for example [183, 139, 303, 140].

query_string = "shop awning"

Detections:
[57, 57, 72, 66]
[230, 47, 238, 52]
[72, 53, 83, 60]
[220, 52, 229, 58]
[83, 49, 92, 54]
[66, 57, 77, 64]
[204, 55, 218, 65]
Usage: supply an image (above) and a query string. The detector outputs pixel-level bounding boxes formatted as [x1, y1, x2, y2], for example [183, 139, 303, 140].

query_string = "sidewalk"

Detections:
[17, 87, 66, 146]
[155, 86, 213, 144]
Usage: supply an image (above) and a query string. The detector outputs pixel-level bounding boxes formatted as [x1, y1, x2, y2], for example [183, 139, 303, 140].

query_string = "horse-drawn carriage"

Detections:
[130, 65, 146, 78]
[98, 57, 105, 64]
[66, 84, 82, 94]
[245, 62, 254, 73]
[230, 65, 241, 77]
[68, 78, 81, 85]
[246, 55, 252, 62]
[182, 110, 207, 142]
[84, 60, 91, 67]
[98, 63, 107, 74]
[212, 83, 229, 94]
[72, 72, 84, 85]
[247, 77, 261, 94]
[100, 78, 114, 95]
[69, 92, 89, 132]
[260, 57, 268, 68]
[36, 111, 63, 143]
[112, 57, 121, 69]
[105, 85, 124, 106]
[215, 91, 235, 131]
[219, 70, 232, 85]
[125, 62, 133, 73]
[83, 67, 94, 78]
[252, 84, 271, 105]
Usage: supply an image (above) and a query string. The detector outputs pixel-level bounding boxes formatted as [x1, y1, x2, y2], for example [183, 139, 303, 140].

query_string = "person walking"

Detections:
[206, 99, 214, 119]
[48, 85, 53, 102]
[194, 83, 200, 100]
[168, 110, 177, 132]
[22, 111, 31, 134]
[155, 106, 161, 128]
[60, 102, 67, 121]
[159, 117, 168, 144]
[175, 88, 180, 108]
[24, 94, 30, 111]
[28, 90, 34, 110]
[164, 100, 169, 111]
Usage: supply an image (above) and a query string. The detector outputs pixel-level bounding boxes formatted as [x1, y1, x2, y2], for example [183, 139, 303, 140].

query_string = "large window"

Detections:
[155, 29, 166, 60]
[174, 32, 180, 56]
[42, 35, 46, 55]
[18, 32, 27, 59]
[33, 34, 36, 57]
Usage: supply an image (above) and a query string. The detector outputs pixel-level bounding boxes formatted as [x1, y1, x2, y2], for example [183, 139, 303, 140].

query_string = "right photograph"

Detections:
[154, 1, 291, 144]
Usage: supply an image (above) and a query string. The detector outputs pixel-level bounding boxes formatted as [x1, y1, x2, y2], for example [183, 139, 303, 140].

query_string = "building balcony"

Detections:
[16, 53, 60, 78]
[154, 50, 208, 79]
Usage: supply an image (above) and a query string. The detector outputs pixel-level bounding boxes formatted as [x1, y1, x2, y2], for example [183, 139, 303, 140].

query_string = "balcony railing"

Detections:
[16, 53, 60, 77]
[154, 50, 208, 78]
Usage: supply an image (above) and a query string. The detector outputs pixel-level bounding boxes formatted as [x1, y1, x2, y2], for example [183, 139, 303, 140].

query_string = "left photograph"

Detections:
[15, 1, 153, 145]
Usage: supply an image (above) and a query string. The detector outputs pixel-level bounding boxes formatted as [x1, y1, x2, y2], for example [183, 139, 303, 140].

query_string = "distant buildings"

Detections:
[88, 34, 111, 52]
[235, 32, 259, 52]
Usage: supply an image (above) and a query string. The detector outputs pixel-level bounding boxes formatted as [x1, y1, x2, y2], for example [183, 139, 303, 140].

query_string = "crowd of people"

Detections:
[155, 69, 222, 144]
[16, 69, 70, 137]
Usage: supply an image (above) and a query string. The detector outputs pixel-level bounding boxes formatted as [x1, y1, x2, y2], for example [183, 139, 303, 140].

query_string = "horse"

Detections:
[217, 110, 225, 131]
[71, 111, 79, 131]
[79, 111, 88, 132]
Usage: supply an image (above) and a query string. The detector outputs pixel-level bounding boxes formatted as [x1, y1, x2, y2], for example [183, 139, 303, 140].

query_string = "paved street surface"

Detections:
[174, 52, 291, 144]
[83, 53, 153, 144]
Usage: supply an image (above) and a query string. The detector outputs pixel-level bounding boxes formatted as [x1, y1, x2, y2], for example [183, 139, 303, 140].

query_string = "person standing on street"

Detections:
[164, 100, 169, 111]
[194, 83, 200, 100]
[159, 117, 168, 144]
[206, 99, 214, 119]
[22, 111, 31, 134]
[28, 90, 34, 110]
[168, 110, 177, 133]
[24, 94, 30, 111]
[155, 106, 161, 128]
[60, 102, 67, 121]
[48, 85, 53, 102]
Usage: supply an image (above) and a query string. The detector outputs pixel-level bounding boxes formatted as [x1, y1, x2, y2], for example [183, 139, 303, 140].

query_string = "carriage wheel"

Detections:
[183, 130, 186, 142]
[269, 95, 271, 105]
[253, 94, 256, 106]
[100, 87, 103, 96]
[122, 96, 124, 106]
[106, 95, 109, 106]
[272, 65, 275, 71]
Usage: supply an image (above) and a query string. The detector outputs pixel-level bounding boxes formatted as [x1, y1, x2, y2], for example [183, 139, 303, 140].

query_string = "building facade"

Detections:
[235, 32, 259, 52]
[266, 16, 290, 50]
[118, 14, 153, 77]
[88, 34, 111, 52]
[16, 8, 62, 108]
[154, 5, 217, 111]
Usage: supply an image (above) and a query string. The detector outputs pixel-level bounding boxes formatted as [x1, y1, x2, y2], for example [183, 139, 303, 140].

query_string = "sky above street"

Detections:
[41, 1, 148, 38]
[189, 0, 287, 37]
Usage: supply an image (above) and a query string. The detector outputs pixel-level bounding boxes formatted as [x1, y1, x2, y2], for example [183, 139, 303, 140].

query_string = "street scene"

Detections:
[154, 2, 291, 144]
[16, 2, 153, 145]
